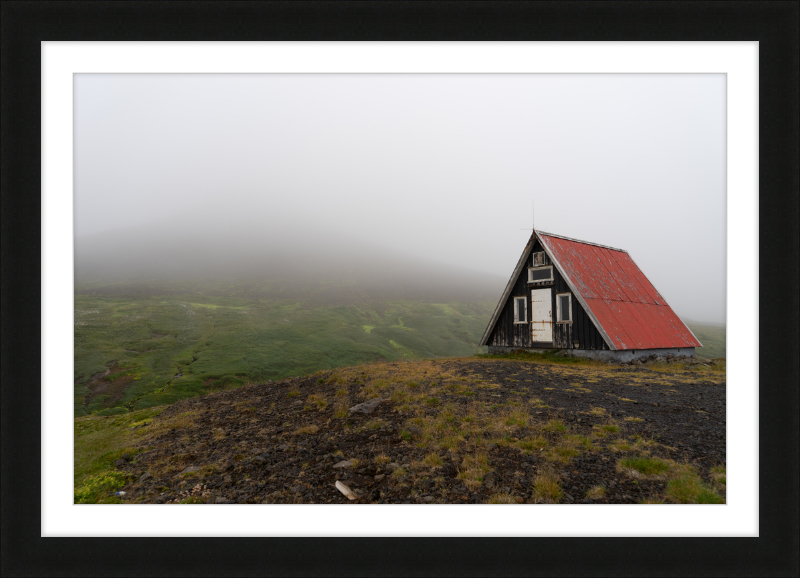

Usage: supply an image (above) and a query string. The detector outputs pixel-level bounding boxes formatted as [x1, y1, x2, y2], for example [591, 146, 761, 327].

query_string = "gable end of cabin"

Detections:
[485, 236, 610, 352]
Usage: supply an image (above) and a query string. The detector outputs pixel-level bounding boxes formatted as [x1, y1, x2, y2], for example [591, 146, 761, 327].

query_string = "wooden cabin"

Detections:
[480, 230, 701, 361]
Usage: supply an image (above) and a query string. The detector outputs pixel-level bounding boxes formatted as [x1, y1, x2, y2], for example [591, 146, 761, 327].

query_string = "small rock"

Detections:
[177, 466, 201, 477]
[335, 480, 358, 500]
[138, 472, 153, 483]
[252, 456, 266, 464]
[374, 474, 385, 481]
[121, 453, 131, 461]
[223, 475, 233, 483]
[422, 496, 434, 502]
[291, 485, 304, 494]
[333, 460, 354, 469]
[277, 444, 290, 451]
[515, 496, 524, 504]
[405, 426, 423, 439]
[113, 459, 126, 468]
[348, 398, 383, 414]
[564, 493, 574, 502]
[386, 463, 401, 471]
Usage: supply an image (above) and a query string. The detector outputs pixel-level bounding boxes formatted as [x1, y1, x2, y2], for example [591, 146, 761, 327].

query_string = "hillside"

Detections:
[74, 223, 724, 418]
[682, 320, 726, 359]
[74, 296, 496, 417]
[75, 353, 727, 505]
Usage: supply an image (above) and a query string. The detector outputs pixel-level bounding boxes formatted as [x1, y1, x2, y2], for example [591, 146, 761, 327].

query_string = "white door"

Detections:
[531, 288, 552, 342]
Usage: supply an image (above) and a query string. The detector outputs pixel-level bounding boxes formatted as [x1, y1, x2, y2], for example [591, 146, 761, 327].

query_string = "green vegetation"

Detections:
[75, 295, 494, 416]
[74, 406, 166, 502]
[666, 470, 725, 504]
[683, 320, 726, 359]
[618, 456, 671, 477]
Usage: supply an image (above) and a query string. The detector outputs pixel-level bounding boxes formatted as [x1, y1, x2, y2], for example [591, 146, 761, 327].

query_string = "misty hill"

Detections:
[75, 221, 507, 306]
[74, 220, 508, 416]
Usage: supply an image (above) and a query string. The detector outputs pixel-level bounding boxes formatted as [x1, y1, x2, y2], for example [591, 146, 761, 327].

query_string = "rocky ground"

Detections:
[115, 355, 726, 504]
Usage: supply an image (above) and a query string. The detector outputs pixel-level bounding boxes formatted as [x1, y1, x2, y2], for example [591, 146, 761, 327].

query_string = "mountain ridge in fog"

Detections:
[75, 218, 507, 305]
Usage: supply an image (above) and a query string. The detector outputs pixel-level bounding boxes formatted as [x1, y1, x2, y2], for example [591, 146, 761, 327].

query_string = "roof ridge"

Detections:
[536, 230, 627, 253]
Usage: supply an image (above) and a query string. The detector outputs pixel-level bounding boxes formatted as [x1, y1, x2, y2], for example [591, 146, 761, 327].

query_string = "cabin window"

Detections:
[557, 293, 572, 323]
[532, 251, 547, 266]
[513, 296, 527, 324]
[528, 266, 553, 283]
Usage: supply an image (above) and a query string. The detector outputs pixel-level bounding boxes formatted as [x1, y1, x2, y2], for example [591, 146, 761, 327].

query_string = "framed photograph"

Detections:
[2, 2, 797, 576]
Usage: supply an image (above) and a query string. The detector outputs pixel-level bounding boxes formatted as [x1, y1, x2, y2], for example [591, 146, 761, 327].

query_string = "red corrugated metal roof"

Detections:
[538, 232, 701, 350]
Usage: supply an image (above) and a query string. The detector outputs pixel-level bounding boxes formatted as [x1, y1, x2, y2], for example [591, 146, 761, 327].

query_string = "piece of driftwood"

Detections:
[335, 480, 357, 500]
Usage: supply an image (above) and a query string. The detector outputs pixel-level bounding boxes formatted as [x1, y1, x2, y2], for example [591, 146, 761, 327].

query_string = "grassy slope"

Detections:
[75, 354, 726, 505]
[75, 300, 726, 417]
[682, 321, 726, 359]
[75, 295, 495, 416]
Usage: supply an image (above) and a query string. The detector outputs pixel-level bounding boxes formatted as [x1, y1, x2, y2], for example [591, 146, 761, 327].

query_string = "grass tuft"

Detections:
[531, 469, 562, 503]
[618, 456, 671, 478]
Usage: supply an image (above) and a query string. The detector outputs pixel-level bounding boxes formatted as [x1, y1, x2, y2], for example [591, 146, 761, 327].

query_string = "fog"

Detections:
[75, 74, 726, 322]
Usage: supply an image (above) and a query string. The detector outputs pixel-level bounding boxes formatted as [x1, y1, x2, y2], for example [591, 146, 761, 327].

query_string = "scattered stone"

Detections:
[333, 460, 354, 469]
[138, 472, 153, 483]
[405, 426, 423, 439]
[374, 474, 385, 482]
[113, 459, 126, 468]
[121, 453, 131, 461]
[335, 481, 358, 500]
[277, 444, 290, 451]
[348, 398, 382, 414]
[177, 466, 201, 477]
[515, 496, 524, 504]
[422, 496, 434, 502]
[386, 463, 401, 472]
[564, 493, 575, 503]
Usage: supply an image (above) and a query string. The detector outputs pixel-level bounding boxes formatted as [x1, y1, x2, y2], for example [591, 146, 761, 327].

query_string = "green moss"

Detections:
[74, 471, 130, 504]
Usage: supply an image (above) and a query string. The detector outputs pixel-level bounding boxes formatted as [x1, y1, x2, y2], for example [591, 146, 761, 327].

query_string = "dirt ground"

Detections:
[117, 356, 726, 505]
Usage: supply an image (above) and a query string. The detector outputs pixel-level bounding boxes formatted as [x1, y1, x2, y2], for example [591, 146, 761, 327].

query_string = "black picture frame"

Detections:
[2, 1, 798, 576]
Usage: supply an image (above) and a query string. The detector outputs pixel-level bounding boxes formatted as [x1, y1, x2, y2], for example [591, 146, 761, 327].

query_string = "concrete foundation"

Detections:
[487, 345, 695, 362]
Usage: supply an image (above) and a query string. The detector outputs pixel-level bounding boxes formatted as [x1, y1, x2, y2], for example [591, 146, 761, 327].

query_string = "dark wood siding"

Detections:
[489, 238, 609, 350]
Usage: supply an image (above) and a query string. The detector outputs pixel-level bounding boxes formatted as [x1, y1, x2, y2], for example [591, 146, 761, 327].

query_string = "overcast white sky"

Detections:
[74, 73, 726, 323]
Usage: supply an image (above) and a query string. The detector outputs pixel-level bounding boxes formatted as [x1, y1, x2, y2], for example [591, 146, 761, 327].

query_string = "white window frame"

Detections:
[528, 265, 553, 283]
[556, 292, 572, 323]
[532, 251, 547, 266]
[513, 296, 527, 324]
